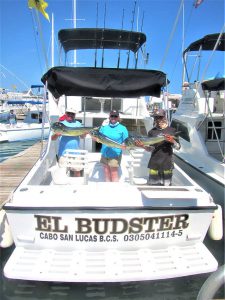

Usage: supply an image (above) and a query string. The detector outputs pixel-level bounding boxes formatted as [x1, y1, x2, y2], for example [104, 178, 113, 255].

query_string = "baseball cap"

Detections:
[66, 107, 77, 114]
[152, 109, 166, 118]
[109, 110, 119, 117]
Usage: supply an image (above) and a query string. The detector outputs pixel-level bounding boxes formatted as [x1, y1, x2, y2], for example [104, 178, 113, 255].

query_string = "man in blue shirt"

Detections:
[99, 110, 128, 182]
[52, 107, 85, 177]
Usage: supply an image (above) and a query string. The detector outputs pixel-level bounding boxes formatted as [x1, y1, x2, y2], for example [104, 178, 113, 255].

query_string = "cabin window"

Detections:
[170, 119, 190, 142]
[207, 121, 222, 140]
[121, 119, 147, 136]
[82, 97, 122, 113]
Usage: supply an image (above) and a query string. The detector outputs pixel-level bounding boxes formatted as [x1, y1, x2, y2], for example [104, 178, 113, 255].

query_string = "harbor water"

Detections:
[0, 142, 224, 300]
[0, 140, 38, 163]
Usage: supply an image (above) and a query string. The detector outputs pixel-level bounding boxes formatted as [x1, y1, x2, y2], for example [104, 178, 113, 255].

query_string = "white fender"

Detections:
[0, 209, 14, 248]
[208, 205, 223, 241]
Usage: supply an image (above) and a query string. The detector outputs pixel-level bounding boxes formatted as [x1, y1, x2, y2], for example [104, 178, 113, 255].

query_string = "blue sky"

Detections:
[0, 0, 224, 94]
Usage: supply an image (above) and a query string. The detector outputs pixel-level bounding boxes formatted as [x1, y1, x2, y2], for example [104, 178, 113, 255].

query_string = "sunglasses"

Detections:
[110, 115, 119, 118]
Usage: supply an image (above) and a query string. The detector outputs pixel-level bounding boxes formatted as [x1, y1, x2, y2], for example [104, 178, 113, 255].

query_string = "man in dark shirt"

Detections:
[135, 109, 180, 186]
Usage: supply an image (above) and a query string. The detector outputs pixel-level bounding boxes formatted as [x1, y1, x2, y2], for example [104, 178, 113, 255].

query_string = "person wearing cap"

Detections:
[7, 109, 17, 126]
[98, 110, 128, 182]
[52, 107, 86, 177]
[135, 109, 180, 186]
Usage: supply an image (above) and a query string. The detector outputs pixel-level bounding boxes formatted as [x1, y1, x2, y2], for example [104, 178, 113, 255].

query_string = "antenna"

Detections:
[126, 1, 137, 69]
[94, 2, 99, 67]
[101, 3, 107, 68]
[117, 9, 125, 68]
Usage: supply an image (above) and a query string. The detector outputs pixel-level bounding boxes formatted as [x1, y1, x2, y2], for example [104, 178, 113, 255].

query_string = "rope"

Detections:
[169, 4, 195, 88]
[160, 0, 184, 70]
[200, 23, 225, 81]
[0, 64, 29, 90]
[34, 9, 49, 70]
[30, 9, 44, 75]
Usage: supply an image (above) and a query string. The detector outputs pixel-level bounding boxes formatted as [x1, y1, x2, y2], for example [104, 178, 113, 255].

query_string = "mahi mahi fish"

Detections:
[51, 122, 98, 136]
[124, 135, 165, 149]
[89, 129, 126, 149]
[89, 129, 166, 150]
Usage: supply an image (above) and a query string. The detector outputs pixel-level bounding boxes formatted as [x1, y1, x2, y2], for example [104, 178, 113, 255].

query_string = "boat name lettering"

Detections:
[34, 215, 68, 232]
[34, 214, 189, 234]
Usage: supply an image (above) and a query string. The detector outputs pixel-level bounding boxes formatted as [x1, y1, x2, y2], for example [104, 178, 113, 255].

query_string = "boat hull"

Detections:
[0, 125, 49, 142]
[3, 206, 218, 282]
[174, 154, 225, 210]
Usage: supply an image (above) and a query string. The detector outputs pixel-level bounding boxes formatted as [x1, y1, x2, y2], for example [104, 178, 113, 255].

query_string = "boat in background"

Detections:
[1, 28, 222, 283]
[171, 33, 225, 209]
[0, 85, 45, 120]
[0, 107, 49, 142]
[0, 85, 49, 142]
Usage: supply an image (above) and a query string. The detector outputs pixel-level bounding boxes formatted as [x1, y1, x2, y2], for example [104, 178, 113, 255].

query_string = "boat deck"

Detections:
[6, 148, 214, 209]
[0, 141, 46, 208]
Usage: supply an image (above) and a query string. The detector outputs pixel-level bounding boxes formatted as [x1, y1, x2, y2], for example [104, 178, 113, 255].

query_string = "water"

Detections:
[0, 142, 224, 299]
[0, 140, 39, 163]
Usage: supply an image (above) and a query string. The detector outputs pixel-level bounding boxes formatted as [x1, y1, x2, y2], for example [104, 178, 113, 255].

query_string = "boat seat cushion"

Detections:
[49, 150, 89, 185]
[127, 149, 150, 185]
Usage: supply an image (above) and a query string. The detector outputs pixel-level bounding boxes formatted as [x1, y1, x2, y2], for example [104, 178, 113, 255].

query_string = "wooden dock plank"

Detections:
[0, 141, 46, 207]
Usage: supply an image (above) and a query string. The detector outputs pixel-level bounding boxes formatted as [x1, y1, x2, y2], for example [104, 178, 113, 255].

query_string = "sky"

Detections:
[0, 0, 224, 94]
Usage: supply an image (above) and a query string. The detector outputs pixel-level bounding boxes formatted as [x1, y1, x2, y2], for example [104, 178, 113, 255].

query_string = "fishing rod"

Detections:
[135, 10, 145, 69]
[117, 9, 125, 68]
[101, 2, 107, 68]
[140, 12, 149, 66]
[126, 1, 137, 69]
[94, 2, 99, 68]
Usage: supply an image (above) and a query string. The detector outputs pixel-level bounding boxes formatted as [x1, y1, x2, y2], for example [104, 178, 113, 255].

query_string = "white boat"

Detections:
[1, 28, 222, 282]
[0, 104, 49, 142]
[171, 33, 225, 208]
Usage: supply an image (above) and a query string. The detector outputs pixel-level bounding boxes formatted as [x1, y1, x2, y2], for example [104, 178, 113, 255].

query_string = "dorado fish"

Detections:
[51, 122, 98, 136]
[124, 135, 165, 149]
[89, 129, 126, 149]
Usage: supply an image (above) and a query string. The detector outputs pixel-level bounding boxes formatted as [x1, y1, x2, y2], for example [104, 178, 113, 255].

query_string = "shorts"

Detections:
[100, 155, 122, 168]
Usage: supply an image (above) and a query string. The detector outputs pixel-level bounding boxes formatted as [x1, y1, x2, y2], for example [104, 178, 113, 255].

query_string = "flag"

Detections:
[194, 0, 204, 8]
[28, 0, 50, 21]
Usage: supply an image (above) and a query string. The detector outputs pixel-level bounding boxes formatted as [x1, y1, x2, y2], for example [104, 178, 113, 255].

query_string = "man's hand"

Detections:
[51, 133, 61, 141]
[164, 134, 175, 144]
[134, 139, 145, 148]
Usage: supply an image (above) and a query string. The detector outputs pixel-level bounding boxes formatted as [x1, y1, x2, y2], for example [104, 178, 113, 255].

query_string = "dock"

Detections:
[0, 141, 46, 207]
